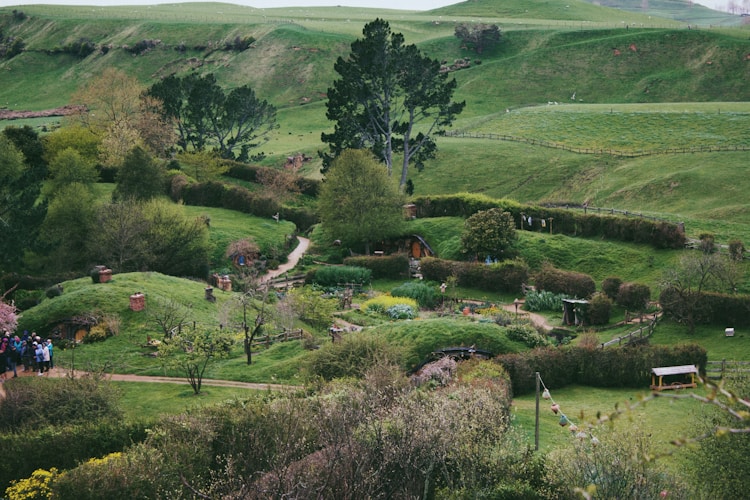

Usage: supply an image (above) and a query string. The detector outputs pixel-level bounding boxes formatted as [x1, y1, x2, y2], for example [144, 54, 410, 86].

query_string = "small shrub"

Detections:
[310, 265, 371, 288]
[523, 289, 566, 312]
[390, 281, 438, 309]
[729, 239, 745, 261]
[616, 282, 651, 311]
[601, 276, 622, 301]
[587, 292, 612, 326]
[5, 468, 59, 500]
[386, 304, 417, 320]
[361, 295, 418, 316]
[533, 263, 595, 298]
[505, 323, 550, 348]
[305, 333, 400, 380]
[45, 284, 63, 299]
[699, 232, 716, 254]
[83, 325, 109, 344]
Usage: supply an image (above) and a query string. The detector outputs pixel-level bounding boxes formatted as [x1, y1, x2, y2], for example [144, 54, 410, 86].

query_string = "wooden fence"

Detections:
[251, 328, 305, 348]
[705, 359, 750, 380]
[600, 313, 659, 348]
[443, 131, 750, 158]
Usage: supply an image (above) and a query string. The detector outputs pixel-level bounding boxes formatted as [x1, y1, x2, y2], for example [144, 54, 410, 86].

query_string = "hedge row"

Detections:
[419, 257, 529, 294]
[343, 254, 411, 280]
[178, 181, 318, 232]
[0, 420, 148, 492]
[224, 162, 321, 197]
[496, 343, 708, 396]
[660, 288, 750, 328]
[411, 193, 686, 249]
[533, 264, 596, 299]
[306, 265, 372, 287]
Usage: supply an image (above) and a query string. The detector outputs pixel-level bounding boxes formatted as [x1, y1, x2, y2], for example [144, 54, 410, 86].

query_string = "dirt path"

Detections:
[500, 303, 555, 332]
[261, 236, 309, 283]
[0, 368, 298, 398]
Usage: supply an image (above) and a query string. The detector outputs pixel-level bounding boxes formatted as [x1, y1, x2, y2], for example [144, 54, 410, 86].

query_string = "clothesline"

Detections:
[538, 374, 600, 445]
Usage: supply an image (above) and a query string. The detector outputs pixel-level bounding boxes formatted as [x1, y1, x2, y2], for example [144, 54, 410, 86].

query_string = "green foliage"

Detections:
[158, 327, 234, 394]
[504, 323, 550, 348]
[419, 257, 529, 294]
[386, 303, 417, 320]
[533, 263, 596, 299]
[305, 333, 400, 380]
[318, 149, 405, 253]
[729, 239, 745, 261]
[546, 425, 688, 499]
[461, 208, 517, 261]
[0, 375, 123, 431]
[497, 343, 708, 396]
[616, 282, 651, 311]
[147, 73, 277, 161]
[113, 146, 166, 201]
[588, 292, 613, 326]
[42, 147, 98, 200]
[523, 289, 566, 312]
[412, 194, 686, 250]
[390, 281, 438, 309]
[373, 318, 526, 370]
[307, 265, 371, 288]
[361, 295, 418, 316]
[343, 254, 410, 280]
[322, 18, 464, 186]
[286, 286, 337, 329]
[601, 276, 623, 300]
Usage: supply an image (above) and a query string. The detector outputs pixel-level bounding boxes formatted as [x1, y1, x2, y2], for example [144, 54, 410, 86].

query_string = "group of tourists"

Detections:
[0, 331, 54, 381]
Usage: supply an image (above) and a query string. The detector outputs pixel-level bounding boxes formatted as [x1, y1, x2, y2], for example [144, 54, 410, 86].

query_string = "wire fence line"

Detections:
[443, 130, 750, 158]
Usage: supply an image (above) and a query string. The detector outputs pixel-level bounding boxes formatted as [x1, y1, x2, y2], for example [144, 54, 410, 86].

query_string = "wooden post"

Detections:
[535, 372, 540, 451]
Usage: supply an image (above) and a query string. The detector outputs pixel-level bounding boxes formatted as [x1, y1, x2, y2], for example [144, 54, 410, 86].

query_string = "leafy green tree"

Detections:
[43, 147, 99, 200]
[454, 23, 502, 54]
[175, 150, 227, 182]
[41, 183, 98, 272]
[41, 125, 100, 167]
[322, 18, 465, 188]
[159, 328, 234, 394]
[461, 208, 517, 261]
[113, 146, 166, 201]
[140, 199, 211, 278]
[0, 128, 47, 274]
[89, 199, 150, 272]
[148, 73, 277, 160]
[318, 149, 404, 255]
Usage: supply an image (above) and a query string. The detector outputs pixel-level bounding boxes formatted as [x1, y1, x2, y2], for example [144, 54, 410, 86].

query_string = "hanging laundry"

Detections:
[541, 219, 546, 228]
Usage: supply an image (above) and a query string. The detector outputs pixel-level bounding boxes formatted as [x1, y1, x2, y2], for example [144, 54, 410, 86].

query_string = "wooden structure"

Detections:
[562, 298, 588, 326]
[650, 365, 698, 391]
[217, 275, 232, 292]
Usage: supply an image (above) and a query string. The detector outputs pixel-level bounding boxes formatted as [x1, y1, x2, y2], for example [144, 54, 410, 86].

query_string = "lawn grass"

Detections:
[511, 383, 703, 471]
[114, 381, 262, 422]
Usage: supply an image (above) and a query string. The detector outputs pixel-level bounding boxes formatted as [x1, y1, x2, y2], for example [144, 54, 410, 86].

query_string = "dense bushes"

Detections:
[177, 180, 318, 231]
[523, 290, 566, 312]
[305, 334, 400, 380]
[587, 292, 613, 325]
[660, 288, 750, 328]
[616, 282, 651, 310]
[601, 276, 623, 300]
[412, 193, 686, 249]
[306, 265, 371, 288]
[496, 343, 708, 396]
[420, 257, 529, 294]
[344, 254, 410, 280]
[0, 377, 147, 492]
[390, 281, 438, 309]
[533, 263, 595, 298]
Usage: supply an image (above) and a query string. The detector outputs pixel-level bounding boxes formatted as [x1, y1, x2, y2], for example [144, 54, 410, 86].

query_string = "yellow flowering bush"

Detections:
[5, 468, 59, 500]
[360, 295, 418, 314]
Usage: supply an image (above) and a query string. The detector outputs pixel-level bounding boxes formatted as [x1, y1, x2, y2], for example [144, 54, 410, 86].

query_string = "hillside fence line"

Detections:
[705, 359, 750, 380]
[443, 130, 750, 158]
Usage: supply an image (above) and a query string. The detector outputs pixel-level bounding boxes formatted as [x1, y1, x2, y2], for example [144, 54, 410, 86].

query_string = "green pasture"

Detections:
[511, 384, 702, 465]
[467, 102, 750, 151]
[115, 381, 263, 422]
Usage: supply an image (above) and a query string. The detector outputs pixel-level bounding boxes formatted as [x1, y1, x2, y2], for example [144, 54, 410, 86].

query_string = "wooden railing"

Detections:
[600, 313, 659, 348]
[705, 359, 750, 380]
[251, 328, 305, 348]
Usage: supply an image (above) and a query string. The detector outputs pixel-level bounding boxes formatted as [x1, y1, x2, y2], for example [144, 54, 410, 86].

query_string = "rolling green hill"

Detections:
[1, 0, 749, 243]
